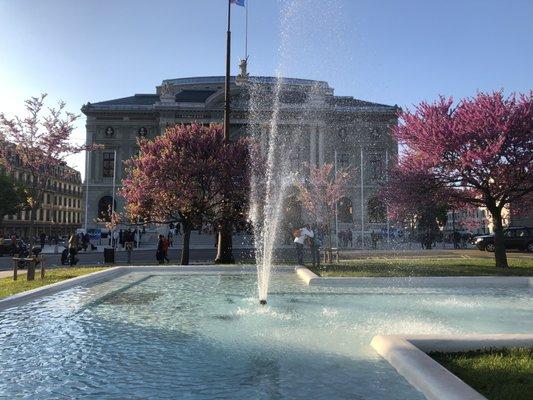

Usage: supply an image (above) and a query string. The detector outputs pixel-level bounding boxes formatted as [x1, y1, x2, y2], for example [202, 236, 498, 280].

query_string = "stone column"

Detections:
[309, 127, 316, 166]
[318, 125, 324, 167]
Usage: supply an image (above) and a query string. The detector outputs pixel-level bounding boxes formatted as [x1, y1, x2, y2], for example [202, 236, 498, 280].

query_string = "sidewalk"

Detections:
[0, 269, 25, 279]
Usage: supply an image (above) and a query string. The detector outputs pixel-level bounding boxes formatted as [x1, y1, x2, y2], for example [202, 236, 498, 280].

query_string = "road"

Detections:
[1, 247, 530, 271]
[0, 248, 256, 270]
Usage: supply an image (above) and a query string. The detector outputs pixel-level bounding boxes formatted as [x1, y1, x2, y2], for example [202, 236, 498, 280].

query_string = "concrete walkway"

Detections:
[0, 269, 25, 279]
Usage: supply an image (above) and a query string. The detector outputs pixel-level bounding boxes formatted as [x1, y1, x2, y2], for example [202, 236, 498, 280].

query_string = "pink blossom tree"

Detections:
[382, 168, 453, 249]
[0, 94, 93, 250]
[394, 91, 533, 267]
[120, 124, 251, 265]
[297, 163, 351, 254]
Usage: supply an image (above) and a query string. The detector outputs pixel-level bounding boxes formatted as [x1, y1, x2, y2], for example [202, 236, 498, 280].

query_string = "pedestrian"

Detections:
[307, 225, 321, 269]
[162, 235, 170, 263]
[167, 229, 173, 247]
[39, 232, 46, 250]
[293, 225, 314, 266]
[81, 233, 89, 251]
[156, 234, 165, 264]
[371, 231, 378, 249]
[68, 234, 78, 267]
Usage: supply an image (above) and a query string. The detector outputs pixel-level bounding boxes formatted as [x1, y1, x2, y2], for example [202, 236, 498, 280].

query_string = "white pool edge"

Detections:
[370, 334, 533, 400]
[0, 266, 126, 311]
[295, 266, 533, 288]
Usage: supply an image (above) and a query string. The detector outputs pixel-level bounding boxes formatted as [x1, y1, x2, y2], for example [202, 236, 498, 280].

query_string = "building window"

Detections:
[103, 152, 115, 177]
[369, 155, 383, 180]
[98, 196, 115, 222]
[337, 152, 351, 168]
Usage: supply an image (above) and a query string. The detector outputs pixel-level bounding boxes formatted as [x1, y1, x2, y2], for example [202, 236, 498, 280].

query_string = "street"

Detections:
[1, 245, 531, 271]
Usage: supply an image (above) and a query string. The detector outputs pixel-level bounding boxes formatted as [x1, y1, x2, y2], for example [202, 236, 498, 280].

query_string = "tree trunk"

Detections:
[214, 221, 234, 264]
[180, 222, 192, 265]
[490, 207, 508, 268]
[25, 206, 37, 281]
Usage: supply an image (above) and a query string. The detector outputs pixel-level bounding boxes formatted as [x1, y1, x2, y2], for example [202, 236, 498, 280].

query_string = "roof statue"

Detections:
[236, 57, 249, 85]
[160, 81, 174, 97]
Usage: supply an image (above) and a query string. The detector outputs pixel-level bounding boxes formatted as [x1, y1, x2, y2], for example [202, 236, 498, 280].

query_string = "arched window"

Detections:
[98, 196, 116, 222]
[337, 197, 353, 223]
[283, 194, 303, 227]
[368, 196, 386, 223]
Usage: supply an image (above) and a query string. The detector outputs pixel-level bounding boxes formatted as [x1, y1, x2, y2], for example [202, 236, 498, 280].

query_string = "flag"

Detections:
[230, 0, 245, 6]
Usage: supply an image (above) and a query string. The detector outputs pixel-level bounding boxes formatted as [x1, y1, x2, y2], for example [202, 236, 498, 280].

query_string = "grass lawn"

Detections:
[309, 257, 533, 277]
[430, 348, 533, 400]
[0, 267, 109, 299]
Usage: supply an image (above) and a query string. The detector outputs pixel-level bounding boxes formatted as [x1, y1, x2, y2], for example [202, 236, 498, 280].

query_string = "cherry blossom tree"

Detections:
[0, 94, 93, 248]
[394, 91, 533, 267]
[120, 124, 251, 265]
[297, 163, 351, 254]
[382, 168, 452, 249]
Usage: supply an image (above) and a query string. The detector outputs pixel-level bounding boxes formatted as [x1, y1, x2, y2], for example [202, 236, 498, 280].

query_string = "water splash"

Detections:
[247, 0, 344, 302]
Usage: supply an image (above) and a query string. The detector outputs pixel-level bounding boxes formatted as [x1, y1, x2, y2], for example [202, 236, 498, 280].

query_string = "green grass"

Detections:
[0, 267, 109, 299]
[309, 257, 533, 277]
[430, 348, 533, 400]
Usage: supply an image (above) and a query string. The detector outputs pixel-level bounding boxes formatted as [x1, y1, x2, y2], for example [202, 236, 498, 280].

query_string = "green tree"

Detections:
[0, 171, 26, 235]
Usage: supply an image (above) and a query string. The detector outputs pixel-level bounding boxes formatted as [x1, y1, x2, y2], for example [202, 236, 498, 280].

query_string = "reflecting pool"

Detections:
[0, 271, 531, 399]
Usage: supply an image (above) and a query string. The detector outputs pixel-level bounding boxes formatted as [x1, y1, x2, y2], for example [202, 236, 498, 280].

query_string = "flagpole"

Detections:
[334, 149, 338, 249]
[386, 149, 390, 247]
[245, 0, 249, 58]
[216, 0, 234, 263]
[360, 147, 364, 249]
[224, 0, 231, 142]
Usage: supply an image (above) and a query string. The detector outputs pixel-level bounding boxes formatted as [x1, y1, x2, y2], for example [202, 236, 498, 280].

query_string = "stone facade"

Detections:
[1, 163, 83, 238]
[82, 76, 398, 233]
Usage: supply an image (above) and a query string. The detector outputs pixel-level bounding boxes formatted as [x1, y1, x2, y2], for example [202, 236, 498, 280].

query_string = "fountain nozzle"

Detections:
[259, 299, 267, 305]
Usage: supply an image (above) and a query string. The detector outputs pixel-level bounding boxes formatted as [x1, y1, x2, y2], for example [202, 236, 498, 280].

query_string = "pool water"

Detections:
[0, 272, 531, 399]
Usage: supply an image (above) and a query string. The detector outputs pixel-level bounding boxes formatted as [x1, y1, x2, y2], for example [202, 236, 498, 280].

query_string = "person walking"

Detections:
[307, 225, 321, 269]
[156, 234, 165, 264]
[162, 235, 170, 263]
[68, 234, 78, 267]
[39, 232, 46, 250]
[293, 226, 314, 266]
[167, 229, 173, 248]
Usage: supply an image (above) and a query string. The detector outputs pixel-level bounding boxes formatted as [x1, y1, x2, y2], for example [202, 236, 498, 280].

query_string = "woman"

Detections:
[156, 235, 165, 264]
[68, 234, 78, 267]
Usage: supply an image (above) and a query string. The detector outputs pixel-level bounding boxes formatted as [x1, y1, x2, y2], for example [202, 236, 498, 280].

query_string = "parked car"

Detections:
[474, 227, 533, 252]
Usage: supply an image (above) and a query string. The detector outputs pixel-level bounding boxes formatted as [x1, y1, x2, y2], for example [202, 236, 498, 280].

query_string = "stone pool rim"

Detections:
[295, 266, 533, 288]
[371, 333, 533, 400]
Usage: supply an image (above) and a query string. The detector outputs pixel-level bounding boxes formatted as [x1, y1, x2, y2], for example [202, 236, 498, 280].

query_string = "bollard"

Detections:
[12, 257, 18, 281]
[27, 258, 35, 281]
[40, 256, 45, 279]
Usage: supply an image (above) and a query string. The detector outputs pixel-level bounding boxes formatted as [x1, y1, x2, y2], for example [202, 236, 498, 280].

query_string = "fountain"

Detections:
[246, 0, 337, 304]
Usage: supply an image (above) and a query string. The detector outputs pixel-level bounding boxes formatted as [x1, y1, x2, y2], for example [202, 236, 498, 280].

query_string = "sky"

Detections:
[1, 0, 532, 178]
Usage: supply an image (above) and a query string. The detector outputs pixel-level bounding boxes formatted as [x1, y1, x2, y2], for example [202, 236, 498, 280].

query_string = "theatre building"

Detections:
[82, 76, 398, 237]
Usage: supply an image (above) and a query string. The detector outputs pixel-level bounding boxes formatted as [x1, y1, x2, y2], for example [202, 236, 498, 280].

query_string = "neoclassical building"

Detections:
[82, 76, 398, 235]
[1, 161, 83, 238]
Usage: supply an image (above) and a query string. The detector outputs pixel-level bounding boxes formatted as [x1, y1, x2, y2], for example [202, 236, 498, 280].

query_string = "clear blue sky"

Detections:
[1, 0, 532, 176]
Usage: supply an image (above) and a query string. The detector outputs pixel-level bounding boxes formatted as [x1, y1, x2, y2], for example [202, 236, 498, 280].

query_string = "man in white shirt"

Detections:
[293, 226, 314, 266]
